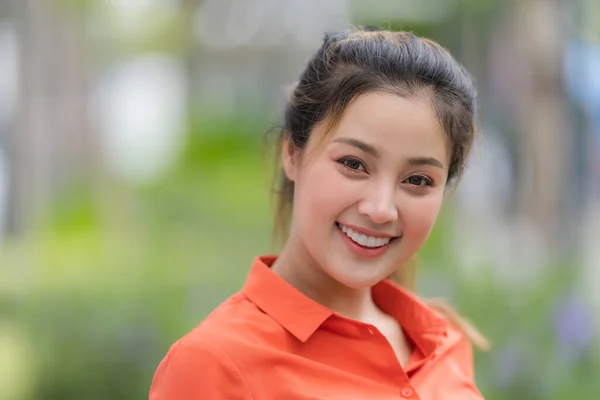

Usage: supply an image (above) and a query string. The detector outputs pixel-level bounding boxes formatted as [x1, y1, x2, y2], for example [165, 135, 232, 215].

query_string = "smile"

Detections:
[336, 223, 398, 248]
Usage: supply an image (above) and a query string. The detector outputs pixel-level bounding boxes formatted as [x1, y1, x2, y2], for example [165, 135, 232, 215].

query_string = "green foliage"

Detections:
[0, 117, 598, 399]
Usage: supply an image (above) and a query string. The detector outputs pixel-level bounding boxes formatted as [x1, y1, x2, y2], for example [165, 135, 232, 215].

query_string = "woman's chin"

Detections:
[327, 270, 389, 290]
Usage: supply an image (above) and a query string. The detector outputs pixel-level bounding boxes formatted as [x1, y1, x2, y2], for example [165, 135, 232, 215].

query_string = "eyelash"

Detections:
[336, 157, 434, 187]
[337, 157, 368, 173]
[404, 175, 433, 187]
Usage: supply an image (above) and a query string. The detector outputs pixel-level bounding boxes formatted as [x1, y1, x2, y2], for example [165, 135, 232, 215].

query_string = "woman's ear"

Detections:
[281, 134, 300, 182]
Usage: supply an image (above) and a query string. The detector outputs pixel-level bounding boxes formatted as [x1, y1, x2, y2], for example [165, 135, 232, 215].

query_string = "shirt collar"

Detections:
[242, 256, 448, 356]
[371, 279, 448, 357]
[242, 256, 334, 342]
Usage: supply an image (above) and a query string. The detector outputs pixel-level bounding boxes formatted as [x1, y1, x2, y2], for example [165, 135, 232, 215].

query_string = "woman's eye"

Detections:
[405, 175, 432, 187]
[339, 158, 367, 173]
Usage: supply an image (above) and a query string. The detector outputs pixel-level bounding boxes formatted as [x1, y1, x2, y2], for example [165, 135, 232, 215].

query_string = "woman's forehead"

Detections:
[307, 92, 449, 166]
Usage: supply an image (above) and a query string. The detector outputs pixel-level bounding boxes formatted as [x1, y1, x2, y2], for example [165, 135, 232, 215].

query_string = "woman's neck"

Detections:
[271, 237, 380, 322]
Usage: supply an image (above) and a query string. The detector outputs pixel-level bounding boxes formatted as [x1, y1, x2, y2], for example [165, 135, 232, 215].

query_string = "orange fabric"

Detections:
[150, 256, 483, 399]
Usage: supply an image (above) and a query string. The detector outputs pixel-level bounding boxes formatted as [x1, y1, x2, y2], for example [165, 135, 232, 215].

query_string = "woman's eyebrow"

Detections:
[407, 157, 444, 169]
[332, 137, 444, 169]
[332, 137, 379, 158]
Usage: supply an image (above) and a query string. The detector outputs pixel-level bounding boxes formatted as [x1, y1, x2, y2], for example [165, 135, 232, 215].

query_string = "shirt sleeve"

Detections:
[149, 339, 254, 400]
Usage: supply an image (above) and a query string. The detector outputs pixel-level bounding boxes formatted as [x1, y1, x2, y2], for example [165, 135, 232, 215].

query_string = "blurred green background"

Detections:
[1, 0, 599, 399]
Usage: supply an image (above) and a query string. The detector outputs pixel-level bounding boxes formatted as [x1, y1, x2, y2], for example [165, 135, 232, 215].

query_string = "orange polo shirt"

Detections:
[150, 256, 483, 399]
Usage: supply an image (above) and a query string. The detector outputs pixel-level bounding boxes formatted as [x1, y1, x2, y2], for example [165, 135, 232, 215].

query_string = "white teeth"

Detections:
[338, 223, 392, 248]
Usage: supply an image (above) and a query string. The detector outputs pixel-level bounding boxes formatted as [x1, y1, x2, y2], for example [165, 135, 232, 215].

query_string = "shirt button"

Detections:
[367, 327, 375, 335]
[401, 387, 414, 398]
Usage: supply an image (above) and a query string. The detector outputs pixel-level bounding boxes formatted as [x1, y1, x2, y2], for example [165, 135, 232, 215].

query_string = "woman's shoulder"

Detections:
[149, 292, 272, 399]
[150, 331, 254, 399]
[424, 298, 490, 351]
[159, 288, 289, 363]
[179, 291, 275, 351]
[427, 312, 480, 383]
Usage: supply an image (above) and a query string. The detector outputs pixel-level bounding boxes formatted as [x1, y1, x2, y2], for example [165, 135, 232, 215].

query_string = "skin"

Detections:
[271, 91, 450, 365]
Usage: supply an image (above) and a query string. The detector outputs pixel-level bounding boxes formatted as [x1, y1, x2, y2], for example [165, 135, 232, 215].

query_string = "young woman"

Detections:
[150, 27, 488, 399]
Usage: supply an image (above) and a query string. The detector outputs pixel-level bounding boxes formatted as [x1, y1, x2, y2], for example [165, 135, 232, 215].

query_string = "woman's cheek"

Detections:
[297, 164, 344, 220]
[403, 196, 443, 240]
[307, 165, 352, 208]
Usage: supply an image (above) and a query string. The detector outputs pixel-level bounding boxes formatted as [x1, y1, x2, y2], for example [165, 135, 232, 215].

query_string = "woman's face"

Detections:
[282, 91, 450, 289]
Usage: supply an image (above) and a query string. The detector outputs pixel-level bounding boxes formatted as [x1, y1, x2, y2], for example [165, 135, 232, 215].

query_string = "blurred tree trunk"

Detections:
[512, 0, 571, 251]
[5, 0, 96, 236]
[181, 0, 203, 117]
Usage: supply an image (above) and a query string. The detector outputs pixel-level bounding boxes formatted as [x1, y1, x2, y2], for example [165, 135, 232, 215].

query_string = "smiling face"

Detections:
[282, 91, 449, 289]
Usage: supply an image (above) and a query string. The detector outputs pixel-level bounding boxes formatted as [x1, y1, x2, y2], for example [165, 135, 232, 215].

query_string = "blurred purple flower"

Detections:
[552, 291, 594, 363]
[495, 344, 521, 389]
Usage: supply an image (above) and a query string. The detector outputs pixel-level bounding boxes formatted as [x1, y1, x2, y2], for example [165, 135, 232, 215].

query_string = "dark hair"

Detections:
[271, 27, 488, 349]
[274, 28, 477, 237]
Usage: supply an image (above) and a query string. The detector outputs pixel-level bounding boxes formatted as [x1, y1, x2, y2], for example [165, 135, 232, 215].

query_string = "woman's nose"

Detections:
[357, 185, 398, 224]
